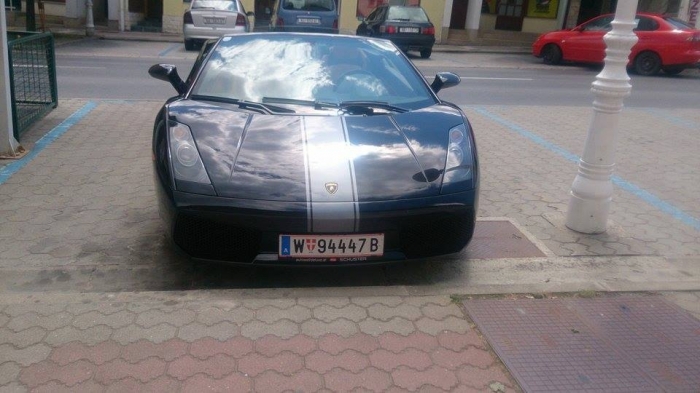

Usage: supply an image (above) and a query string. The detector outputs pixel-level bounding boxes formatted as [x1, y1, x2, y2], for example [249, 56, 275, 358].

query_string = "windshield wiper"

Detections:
[260, 98, 408, 114]
[332, 101, 408, 114]
[191, 95, 295, 114]
[262, 97, 339, 111]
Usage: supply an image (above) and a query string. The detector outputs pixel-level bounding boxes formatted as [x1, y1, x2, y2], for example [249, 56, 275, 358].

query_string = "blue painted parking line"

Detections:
[639, 108, 699, 130]
[470, 106, 700, 232]
[0, 101, 98, 186]
[158, 43, 180, 57]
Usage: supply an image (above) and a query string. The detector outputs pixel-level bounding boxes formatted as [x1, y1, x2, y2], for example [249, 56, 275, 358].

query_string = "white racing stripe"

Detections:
[303, 117, 356, 233]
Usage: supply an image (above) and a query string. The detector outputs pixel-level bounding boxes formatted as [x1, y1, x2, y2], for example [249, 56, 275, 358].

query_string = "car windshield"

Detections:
[664, 16, 694, 30]
[191, 34, 437, 111]
[387, 6, 429, 22]
[192, 0, 239, 11]
[282, 0, 335, 12]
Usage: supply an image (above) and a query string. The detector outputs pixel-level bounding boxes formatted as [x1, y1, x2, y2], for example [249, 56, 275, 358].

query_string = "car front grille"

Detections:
[173, 213, 261, 263]
[398, 212, 474, 259]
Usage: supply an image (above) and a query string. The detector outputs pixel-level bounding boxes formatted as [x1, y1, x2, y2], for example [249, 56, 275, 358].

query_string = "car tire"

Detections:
[420, 48, 432, 59]
[662, 66, 683, 75]
[542, 44, 562, 65]
[634, 51, 661, 76]
[184, 39, 196, 51]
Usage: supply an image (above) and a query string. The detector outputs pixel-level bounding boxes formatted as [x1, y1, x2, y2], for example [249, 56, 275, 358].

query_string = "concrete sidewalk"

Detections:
[0, 48, 699, 390]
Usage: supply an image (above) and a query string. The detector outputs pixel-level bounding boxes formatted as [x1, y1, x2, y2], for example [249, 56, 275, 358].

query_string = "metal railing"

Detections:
[6, 31, 58, 141]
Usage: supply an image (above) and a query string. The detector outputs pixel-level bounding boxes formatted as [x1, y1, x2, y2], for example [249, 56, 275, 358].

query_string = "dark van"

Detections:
[269, 0, 339, 34]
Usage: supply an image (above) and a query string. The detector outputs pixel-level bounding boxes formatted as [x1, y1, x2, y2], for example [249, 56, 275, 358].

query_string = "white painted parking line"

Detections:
[461, 77, 533, 81]
[57, 66, 105, 70]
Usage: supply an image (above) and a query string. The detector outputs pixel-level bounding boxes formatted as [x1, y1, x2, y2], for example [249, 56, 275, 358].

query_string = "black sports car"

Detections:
[149, 33, 478, 265]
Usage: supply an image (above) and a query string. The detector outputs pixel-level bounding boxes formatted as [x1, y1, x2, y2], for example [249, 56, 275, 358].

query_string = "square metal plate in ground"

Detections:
[464, 295, 700, 392]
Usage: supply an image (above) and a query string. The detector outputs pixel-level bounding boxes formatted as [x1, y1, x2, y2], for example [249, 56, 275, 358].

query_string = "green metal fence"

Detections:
[6, 31, 58, 141]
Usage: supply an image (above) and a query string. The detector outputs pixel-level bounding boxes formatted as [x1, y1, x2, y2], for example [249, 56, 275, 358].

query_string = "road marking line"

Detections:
[57, 66, 105, 69]
[470, 106, 700, 232]
[0, 102, 98, 186]
[158, 43, 181, 57]
[461, 77, 533, 81]
[640, 108, 699, 130]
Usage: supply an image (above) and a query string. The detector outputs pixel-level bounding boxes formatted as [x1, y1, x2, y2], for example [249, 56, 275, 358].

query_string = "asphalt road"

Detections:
[55, 39, 700, 108]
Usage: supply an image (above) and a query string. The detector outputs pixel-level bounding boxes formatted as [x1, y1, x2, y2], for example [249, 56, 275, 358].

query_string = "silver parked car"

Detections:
[183, 0, 254, 50]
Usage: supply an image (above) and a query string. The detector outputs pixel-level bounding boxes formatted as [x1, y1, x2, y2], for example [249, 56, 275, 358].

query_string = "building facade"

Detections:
[21, 0, 700, 40]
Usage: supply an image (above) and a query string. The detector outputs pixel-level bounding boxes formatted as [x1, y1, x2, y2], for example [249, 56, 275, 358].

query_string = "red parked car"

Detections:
[532, 13, 700, 76]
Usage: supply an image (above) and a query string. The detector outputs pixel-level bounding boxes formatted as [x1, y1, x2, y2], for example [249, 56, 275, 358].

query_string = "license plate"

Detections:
[279, 234, 384, 259]
[297, 17, 320, 24]
[399, 27, 420, 33]
[204, 17, 226, 24]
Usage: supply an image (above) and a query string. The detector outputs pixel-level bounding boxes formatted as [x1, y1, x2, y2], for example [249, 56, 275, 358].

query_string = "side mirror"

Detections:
[431, 72, 460, 93]
[149, 64, 187, 95]
[246, 11, 254, 17]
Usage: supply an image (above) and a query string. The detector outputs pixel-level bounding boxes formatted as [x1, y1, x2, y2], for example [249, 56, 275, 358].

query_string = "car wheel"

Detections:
[634, 51, 661, 76]
[184, 39, 195, 51]
[420, 48, 432, 59]
[662, 66, 683, 75]
[542, 44, 562, 65]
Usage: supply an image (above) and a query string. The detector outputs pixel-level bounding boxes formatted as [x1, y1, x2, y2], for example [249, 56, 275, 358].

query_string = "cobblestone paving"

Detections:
[1, 99, 698, 278]
[0, 100, 166, 271]
[464, 105, 700, 257]
[0, 294, 518, 392]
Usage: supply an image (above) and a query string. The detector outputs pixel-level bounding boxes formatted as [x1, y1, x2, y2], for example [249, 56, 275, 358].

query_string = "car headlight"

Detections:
[168, 121, 212, 186]
[441, 124, 474, 193]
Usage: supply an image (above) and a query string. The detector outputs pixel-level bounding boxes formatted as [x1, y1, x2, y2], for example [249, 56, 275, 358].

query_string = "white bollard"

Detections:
[565, 1, 640, 234]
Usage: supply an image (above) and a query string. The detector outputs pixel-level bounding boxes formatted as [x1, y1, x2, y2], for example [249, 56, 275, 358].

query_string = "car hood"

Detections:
[167, 100, 465, 202]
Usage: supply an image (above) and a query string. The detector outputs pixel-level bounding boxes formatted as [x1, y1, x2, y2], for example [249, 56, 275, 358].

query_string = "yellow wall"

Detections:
[338, 0, 359, 35]
[163, 0, 185, 18]
[420, 0, 445, 42]
[521, 17, 558, 34]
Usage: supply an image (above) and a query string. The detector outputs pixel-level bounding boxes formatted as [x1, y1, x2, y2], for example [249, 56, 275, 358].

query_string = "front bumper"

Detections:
[157, 182, 476, 266]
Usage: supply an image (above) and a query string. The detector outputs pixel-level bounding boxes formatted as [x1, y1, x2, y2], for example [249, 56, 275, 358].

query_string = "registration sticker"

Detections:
[279, 234, 384, 259]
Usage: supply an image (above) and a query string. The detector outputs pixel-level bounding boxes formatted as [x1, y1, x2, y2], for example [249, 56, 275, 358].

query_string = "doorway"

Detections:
[450, 0, 468, 29]
[576, 0, 617, 25]
[255, 0, 275, 29]
[495, 0, 526, 31]
[92, 0, 109, 25]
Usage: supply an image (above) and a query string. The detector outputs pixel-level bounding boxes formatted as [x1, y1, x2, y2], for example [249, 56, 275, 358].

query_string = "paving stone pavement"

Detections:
[0, 293, 519, 392]
[1, 87, 699, 391]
